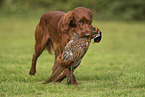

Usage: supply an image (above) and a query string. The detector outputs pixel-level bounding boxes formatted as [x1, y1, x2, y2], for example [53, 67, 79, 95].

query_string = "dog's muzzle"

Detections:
[94, 31, 102, 43]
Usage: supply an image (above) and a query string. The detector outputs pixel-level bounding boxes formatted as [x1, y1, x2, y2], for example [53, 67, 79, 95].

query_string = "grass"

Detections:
[0, 17, 145, 97]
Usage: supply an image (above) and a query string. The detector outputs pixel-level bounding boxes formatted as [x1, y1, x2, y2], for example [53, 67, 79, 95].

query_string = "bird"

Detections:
[43, 26, 102, 84]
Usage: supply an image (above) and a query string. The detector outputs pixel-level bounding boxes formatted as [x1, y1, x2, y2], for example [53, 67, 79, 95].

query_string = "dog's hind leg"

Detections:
[29, 41, 45, 75]
[29, 25, 49, 75]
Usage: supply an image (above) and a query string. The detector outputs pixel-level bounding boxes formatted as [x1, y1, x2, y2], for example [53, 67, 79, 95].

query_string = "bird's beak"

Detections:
[94, 31, 102, 43]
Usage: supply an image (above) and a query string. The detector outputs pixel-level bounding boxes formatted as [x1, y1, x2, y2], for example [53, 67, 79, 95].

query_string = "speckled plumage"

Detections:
[43, 32, 91, 84]
[43, 27, 102, 84]
[60, 32, 91, 69]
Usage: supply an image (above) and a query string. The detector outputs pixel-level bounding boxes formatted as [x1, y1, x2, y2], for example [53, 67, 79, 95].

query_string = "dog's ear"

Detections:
[58, 11, 74, 33]
[88, 9, 93, 23]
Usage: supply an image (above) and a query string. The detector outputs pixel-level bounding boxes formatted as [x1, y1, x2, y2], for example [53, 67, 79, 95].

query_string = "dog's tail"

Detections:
[42, 64, 65, 84]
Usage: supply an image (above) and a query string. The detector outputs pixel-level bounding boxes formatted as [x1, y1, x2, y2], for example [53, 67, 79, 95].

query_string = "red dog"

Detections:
[29, 7, 94, 85]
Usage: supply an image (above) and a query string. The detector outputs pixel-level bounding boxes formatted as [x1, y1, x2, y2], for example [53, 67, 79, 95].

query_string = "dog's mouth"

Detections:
[94, 31, 102, 43]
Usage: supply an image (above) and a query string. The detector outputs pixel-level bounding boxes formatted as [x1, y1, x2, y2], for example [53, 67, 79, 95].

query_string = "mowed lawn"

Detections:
[0, 17, 145, 97]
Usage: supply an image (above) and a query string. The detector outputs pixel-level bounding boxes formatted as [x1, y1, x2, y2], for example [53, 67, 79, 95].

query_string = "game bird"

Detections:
[43, 27, 102, 84]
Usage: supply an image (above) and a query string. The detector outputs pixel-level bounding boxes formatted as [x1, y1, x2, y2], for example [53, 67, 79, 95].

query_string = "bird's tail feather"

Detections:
[42, 65, 65, 84]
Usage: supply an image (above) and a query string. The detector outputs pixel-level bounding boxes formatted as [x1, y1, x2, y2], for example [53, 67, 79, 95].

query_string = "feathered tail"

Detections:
[42, 64, 65, 84]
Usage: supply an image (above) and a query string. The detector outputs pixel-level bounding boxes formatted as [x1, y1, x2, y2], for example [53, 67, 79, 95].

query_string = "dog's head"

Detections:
[58, 7, 93, 38]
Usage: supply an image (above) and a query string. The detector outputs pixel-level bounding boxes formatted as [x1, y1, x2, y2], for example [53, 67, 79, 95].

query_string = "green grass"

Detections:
[0, 17, 145, 97]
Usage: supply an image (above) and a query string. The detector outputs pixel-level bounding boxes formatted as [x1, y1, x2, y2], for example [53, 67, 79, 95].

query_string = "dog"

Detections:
[29, 7, 94, 85]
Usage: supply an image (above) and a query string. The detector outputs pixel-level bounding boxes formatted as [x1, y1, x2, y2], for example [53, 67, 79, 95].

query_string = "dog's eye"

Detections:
[78, 20, 82, 23]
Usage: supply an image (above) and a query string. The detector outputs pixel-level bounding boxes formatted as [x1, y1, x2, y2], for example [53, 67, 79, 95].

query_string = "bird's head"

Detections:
[91, 26, 102, 43]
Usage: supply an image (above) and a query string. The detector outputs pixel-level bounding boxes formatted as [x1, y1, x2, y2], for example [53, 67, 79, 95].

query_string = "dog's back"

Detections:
[36, 11, 66, 54]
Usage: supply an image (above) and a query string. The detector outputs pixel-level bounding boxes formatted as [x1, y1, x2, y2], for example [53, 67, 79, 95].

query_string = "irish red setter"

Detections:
[29, 7, 96, 85]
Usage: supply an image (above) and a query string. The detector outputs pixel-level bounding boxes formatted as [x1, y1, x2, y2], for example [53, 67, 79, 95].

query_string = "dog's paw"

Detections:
[29, 71, 36, 75]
